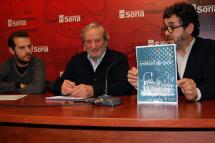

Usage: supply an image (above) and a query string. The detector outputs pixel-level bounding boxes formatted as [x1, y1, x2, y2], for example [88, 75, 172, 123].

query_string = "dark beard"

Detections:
[16, 57, 30, 65]
[14, 53, 32, 66]
[176, 33, 189, 49]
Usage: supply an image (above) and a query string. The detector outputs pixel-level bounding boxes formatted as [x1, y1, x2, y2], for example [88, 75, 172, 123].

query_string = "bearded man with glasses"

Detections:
[128, 2, 215, 101]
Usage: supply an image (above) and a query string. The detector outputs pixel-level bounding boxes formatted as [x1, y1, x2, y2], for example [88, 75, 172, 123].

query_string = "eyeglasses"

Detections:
[161, 25, 184, 33]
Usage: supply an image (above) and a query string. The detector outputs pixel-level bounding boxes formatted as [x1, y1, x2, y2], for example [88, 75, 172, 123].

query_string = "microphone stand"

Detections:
[98, 58, 118, 99]
[99, 48, 136, 99]
[89, 48, 135, 106]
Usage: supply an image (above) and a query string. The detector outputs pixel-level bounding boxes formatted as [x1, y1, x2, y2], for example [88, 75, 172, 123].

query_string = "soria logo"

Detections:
[148, 40, 167, 45]
[33, 46, 49, 53]
[192, 4, 215, 13]
[119, 9, 144, 19]
[59, 15, 81, 23]
[8, 19, 27, 27]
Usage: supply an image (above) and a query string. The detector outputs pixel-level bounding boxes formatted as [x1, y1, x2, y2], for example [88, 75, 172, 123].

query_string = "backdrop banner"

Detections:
[0, 0, 214, 80]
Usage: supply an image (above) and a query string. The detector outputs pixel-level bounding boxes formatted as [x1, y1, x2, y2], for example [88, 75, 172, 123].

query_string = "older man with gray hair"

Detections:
[53, 22, 132, 98]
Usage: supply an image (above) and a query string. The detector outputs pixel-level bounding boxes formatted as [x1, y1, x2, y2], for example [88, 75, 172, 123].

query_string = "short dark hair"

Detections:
[163, 2, 200, 37]
[8, 30, 30, 49]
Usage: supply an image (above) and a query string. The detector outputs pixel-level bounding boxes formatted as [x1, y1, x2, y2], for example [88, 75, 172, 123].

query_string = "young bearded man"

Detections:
[0, 30, 46, 93]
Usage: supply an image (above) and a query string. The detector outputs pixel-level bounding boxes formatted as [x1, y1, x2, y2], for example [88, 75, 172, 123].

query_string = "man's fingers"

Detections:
[128, 79, 137, 83]
[69, 84, 93, 98]
[128, 69, 137, 76]
[64, 80, 76, 87]
[70, 87, 81, 97]
[131, 67, 138, 74]
[177, 79, 186, 87]
[61, 80, 76, 95]
[127, 73, 137, 79]
[128, 67, 138, 82]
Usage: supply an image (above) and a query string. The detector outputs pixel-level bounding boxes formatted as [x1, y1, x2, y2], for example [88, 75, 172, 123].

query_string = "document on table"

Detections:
[45, 96, 86, 101]
[0, 95, 27, 101]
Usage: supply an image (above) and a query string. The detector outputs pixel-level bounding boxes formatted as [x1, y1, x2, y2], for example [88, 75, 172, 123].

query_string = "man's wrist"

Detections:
[88, 86, 94, 97]
[195, 88, 201, 101]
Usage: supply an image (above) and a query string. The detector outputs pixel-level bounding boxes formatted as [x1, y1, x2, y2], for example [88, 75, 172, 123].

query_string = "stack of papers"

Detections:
[45, 96, 86, 101]
[0, 95, 27, 101]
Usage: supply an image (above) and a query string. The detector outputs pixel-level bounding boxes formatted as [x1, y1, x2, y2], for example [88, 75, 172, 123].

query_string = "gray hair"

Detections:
[81, 22, 110, 44]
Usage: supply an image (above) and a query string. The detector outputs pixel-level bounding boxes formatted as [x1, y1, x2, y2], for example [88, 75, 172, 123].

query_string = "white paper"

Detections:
[45, 96, 86, 101]
[0, 95, 27, 100]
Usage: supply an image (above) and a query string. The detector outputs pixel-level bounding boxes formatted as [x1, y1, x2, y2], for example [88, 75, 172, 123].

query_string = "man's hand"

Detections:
[20, 83, 27, 88]
[177, 78, 198, 101]
[61, 80, 76, 95]
[127, 67, 138, 88]
[69, 84, 94, 98]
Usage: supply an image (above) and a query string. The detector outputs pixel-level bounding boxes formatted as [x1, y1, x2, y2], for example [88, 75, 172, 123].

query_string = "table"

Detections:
[0, 92, 215, 143]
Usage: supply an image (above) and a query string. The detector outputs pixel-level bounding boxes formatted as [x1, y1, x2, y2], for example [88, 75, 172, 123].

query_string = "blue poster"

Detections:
[136, 44, 178, 104]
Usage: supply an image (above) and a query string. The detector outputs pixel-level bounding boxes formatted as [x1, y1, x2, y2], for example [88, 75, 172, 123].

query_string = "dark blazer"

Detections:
[53, 48, 132, 97]
[178, 37, 215, 100]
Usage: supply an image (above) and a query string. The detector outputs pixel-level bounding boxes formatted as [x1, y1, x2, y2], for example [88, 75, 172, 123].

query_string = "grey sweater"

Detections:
[0, 56, 45, 93]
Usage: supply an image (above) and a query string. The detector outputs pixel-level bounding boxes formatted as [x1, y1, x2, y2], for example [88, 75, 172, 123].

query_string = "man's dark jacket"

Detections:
[53, 48, 132, 96]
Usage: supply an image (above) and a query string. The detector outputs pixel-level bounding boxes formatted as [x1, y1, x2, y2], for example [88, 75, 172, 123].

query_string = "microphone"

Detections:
[101, 48, 136, 98]
[86, 97, 122, 107]
[88, 48, 135, 107]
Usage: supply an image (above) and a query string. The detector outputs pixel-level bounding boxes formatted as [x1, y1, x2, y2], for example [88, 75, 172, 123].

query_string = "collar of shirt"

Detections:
[177, 38, 195, 79]
[87, 48, 107, 72]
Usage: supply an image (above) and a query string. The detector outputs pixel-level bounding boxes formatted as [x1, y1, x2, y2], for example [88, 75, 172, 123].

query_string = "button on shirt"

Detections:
[87, 49, 106, 72]
[176, 38, 201, 101]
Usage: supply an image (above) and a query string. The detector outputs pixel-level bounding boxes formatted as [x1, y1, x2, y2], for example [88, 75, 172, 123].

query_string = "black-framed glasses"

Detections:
[161, 25, 184, 33]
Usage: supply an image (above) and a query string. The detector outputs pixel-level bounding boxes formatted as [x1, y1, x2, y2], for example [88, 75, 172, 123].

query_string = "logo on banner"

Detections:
[8, 19, 27, 27]
[119, 9, 144, 19]
[59, 15, 81, 23]
[148, 40, 167, 45]
[193, 4, 215, 13]
[33, 46, 49, 53]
